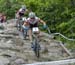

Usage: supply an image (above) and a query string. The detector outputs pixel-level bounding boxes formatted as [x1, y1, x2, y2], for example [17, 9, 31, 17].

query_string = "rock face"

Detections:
[0, 19, 72, 65]
[0, 56, 9, 65]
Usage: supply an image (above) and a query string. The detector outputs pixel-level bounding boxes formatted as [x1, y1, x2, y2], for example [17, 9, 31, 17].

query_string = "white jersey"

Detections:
[27, 17, 40, 25]
[19, 8, 23, 12]
[18, 8, 26, 13]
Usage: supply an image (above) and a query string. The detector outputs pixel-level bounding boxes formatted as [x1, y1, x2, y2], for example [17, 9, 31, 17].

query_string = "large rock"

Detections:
[0, 39, 13, 48]
[0, 56, 10, 65]
[14, 58, 25, 64]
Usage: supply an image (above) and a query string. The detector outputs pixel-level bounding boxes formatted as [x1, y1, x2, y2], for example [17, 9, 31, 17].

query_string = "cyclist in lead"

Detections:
[23, 12, 47, 43]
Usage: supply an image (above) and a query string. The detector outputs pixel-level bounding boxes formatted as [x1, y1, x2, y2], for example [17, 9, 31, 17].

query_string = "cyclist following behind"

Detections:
[16, 5, 28, 19]
[23, 12, 47, 43]
[15, 5, 28, 28]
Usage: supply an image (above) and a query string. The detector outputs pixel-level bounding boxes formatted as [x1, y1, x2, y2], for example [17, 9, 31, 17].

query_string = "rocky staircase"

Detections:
[0, 19, 73, 65]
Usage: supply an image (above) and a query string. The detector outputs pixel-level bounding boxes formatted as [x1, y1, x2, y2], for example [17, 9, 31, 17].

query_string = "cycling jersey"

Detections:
[18, 8, 26, 16]
[27, 17, 40, 29]
[27, 17, 40, 24]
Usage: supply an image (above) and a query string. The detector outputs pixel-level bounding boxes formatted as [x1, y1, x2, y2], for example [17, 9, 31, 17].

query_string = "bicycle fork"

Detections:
[32, 37, 41, 58]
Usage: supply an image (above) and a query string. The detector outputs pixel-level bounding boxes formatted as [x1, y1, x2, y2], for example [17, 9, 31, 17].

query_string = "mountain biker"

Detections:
[16, 5, 28, 19]
[23, 12, 47, 43]
[0, 13, 6, 23]
[15, 5, 28, 27]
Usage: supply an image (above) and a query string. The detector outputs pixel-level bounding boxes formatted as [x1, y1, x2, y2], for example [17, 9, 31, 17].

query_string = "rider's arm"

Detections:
[26, 9, 29, 12]
[23, 20, 29, 27]
[39, 19, 46, 26]
[23, 21, 27, 26]
[16, 8, 22, 14]
[25, 9, 30, 14]
[16, 10, 20, 14]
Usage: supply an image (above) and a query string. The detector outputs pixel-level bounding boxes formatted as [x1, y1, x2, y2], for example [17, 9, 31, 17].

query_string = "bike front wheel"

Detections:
[34, 42, 40, 58]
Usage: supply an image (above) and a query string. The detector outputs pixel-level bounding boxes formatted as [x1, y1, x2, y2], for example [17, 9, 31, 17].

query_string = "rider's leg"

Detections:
[28, 29, 33, 43]
[15, 13, 20, 26]
[16, 18, 19, 26]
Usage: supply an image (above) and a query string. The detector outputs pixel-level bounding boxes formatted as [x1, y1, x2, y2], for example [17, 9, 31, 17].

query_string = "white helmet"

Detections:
[29, 12, 36, 18]
[21, 5, 26, 9]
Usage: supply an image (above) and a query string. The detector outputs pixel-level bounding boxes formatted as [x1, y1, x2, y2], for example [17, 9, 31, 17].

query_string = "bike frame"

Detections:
[32, 28, 40, 58]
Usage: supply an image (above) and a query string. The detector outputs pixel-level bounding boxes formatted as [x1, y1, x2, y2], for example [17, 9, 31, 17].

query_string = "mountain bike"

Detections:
[31, 27, 41, 58]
